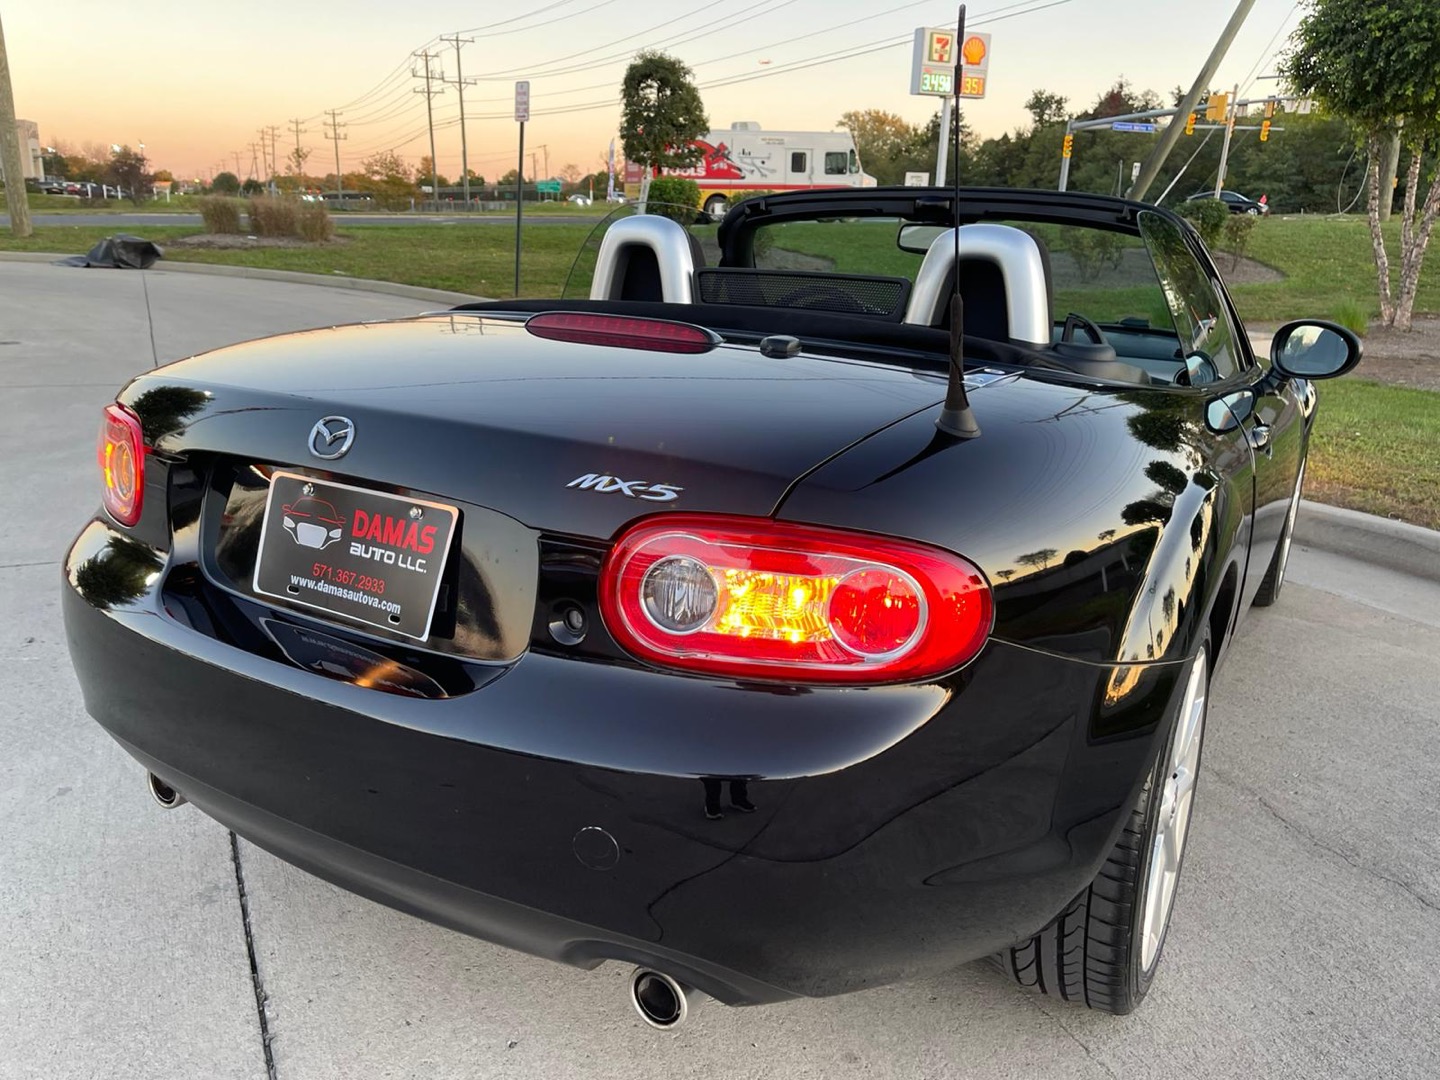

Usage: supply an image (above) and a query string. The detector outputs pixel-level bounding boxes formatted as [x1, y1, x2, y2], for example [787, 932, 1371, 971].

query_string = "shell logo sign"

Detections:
[910, 26, 991, 100]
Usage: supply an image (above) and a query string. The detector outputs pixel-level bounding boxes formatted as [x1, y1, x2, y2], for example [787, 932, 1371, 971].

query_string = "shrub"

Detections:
[644, 177, 702, 222]
[297, 201, 335, 242]
[1330, 298, 1370, 337]
[1176, 198, 1228, 249]
[198, 196, 242, 235]
[1221, 212, 1258, 268]
[247, 196, 299, 238]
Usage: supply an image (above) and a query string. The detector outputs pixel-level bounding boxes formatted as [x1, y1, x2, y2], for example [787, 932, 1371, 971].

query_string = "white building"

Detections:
[2, 119, 44, 181]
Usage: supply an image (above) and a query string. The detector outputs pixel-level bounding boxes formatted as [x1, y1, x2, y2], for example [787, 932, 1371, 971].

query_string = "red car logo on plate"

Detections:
[282, 496, 346, 550]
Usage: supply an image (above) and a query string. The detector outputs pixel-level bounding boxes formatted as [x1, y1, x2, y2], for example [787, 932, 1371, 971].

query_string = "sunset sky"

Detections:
[7, 0, 1302, 183]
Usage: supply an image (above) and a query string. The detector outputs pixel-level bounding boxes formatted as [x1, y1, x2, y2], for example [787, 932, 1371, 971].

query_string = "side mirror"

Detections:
[1270, 320, 1362, 380]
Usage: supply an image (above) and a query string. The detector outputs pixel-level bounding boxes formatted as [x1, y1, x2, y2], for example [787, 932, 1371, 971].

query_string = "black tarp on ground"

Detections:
[58, 234, 163, 269]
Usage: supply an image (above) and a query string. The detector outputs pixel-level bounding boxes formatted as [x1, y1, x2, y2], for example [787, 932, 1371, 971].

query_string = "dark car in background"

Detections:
[63, 187, 1359, 1030]
[1186, 189, 1269, 215]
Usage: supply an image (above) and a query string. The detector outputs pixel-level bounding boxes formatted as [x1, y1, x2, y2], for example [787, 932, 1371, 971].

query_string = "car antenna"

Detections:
[935, 2, 980, 440]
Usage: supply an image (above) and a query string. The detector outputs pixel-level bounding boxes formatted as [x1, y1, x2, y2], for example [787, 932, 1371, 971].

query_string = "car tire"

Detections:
[994, 643, 1210, 1014]
[1247, 207, 1260, 216]
[1253, 458, 1306, 608]
[704, 195, 729, 217]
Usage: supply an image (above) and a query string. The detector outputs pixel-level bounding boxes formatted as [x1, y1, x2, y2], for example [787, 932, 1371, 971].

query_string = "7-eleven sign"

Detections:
[927, 30, 953, 64]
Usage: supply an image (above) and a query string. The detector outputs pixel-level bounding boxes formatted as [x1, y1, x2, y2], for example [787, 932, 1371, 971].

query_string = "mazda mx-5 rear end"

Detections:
[64, 310, 1193, 1021]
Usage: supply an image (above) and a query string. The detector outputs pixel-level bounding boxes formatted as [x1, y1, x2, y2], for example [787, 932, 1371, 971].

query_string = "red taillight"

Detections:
[524, 312, 719, 354]
[97, 403, 145, 527]
[599, 515, 992, 685]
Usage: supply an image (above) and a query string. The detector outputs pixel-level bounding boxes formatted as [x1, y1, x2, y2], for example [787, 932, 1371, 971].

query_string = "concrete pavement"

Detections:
[2, 261, 1438, 1079]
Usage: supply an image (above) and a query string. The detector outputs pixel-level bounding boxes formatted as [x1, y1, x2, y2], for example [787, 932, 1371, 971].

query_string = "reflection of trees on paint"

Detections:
[72, 537, 163, 610]
[1123, 458, 1192, 527]
[1097, 529, 1116, 542]
[128, 385, 209, 441]
[996, 569, 1016, 582]
[1016, 547, 1058, 572]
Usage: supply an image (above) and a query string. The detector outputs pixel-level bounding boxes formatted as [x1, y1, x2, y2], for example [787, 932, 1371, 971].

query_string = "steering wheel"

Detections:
[1060, 312, 1109, 346]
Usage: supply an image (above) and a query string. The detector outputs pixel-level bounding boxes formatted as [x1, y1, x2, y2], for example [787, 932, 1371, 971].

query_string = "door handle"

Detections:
[1247, 424, 1271, 453]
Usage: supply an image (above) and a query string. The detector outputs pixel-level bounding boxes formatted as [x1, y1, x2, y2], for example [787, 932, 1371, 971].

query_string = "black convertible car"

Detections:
[64, 187, 1359, 1026]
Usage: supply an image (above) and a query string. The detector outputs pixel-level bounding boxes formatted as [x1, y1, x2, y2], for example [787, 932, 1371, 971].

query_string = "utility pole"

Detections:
[265, 125, 282, 193]
[256, 128, 271, 184]
[288, 117, 307, 183]
[413, 50, 444, 210]
[1213, 84, 1240, 197]
[440, 34, 476, 208]
[248, 142, 262, 182]
[324, 110, 346, 204]
[231, 151, 242, 177]
[1128, 0, 1257, 201]
[0, 10, 34, 237]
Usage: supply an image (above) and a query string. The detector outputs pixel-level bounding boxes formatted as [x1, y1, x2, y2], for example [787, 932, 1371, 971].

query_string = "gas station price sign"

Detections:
[911, 27, 990, 100]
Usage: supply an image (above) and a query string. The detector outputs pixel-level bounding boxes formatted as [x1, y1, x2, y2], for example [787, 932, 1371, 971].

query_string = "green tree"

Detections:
[620, 50, 708, 207]
[41, 151, 69, 178]
[358, 150, 414, 209]
[1024, 90, 1069, 127]
[211, 171, 241, 195]
[1280, 0, 1440, 329]
[837, 109, 925, 184]
[106, 145, 152, 205]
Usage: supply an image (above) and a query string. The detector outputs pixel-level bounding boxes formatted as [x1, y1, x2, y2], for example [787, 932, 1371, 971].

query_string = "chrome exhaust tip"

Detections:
[147, 772, 186, 810]
[629, 968, 696, 1029]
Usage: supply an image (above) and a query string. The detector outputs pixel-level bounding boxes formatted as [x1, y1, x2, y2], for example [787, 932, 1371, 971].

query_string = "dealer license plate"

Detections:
[253, 472, 458, 641]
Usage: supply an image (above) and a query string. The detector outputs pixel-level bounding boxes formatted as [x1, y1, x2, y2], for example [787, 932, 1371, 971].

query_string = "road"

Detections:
[2, 261, 1438, 1079]
[3, 212, 596, 228]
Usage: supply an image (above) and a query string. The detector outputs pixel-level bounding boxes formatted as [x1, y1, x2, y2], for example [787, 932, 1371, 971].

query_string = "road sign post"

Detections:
[514, 81, 529, 298]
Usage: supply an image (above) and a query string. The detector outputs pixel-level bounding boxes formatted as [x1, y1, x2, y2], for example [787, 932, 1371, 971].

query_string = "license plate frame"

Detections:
[252, 471, 458, 641]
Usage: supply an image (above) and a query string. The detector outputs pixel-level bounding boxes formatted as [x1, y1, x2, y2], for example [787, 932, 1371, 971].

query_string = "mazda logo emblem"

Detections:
[308, 416, 355, 460]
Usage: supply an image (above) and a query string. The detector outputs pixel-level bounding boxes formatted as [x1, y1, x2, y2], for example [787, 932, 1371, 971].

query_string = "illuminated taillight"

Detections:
[525, 312, 719, 354]
[97, 403, 145, 527]
[599, 515, 992, 684]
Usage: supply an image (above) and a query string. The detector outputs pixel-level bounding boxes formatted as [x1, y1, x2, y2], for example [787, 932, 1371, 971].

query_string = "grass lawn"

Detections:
[1231, 216, 1440, 325]
[1308, 378, 1440, 531]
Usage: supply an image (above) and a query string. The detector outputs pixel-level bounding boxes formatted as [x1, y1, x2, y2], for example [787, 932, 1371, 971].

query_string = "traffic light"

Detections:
[1205, 93, 1228, 122]
[1062, 133, 1074, 159]
[1260, 119, 1272, 143]
[1184, 112, 1197, 136]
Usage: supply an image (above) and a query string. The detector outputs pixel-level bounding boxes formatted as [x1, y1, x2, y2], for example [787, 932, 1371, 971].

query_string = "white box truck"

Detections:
[626, 122, 877, 213]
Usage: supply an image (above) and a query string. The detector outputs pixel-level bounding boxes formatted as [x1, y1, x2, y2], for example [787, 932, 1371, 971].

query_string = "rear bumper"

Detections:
[63, 518, 1186, 1004]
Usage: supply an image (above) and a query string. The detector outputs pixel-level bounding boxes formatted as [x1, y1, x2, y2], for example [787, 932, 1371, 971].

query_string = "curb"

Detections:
[0, 251, 487, 306]
[1294, 500, 1440, 582]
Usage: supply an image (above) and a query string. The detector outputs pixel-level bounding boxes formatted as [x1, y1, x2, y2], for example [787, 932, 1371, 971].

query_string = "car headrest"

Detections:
[589, 215, 702, 304]
[902, 224, 1053, 346]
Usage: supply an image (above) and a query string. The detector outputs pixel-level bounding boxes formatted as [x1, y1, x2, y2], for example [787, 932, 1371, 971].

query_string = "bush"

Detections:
[1176, 198, 1228, 249]
[198, 196, 243, 235]
[247, 196, 299, 238]
[1221, 212, 1258, 268]
[644, 177, 701, 222]
[297, 201, 335, 242]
